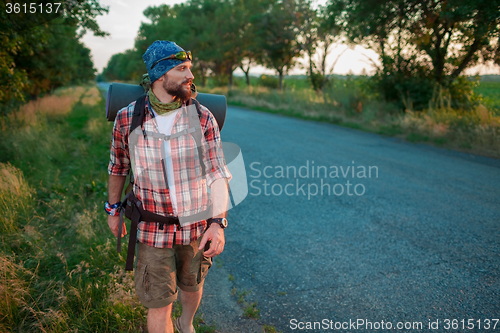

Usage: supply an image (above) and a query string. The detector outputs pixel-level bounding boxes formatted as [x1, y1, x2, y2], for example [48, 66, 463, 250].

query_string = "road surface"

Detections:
[200, 105, 500, 333]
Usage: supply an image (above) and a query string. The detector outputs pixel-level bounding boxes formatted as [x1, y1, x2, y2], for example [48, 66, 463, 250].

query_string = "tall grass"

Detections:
[0, 85, 147, 332]
[397, 89, 500, 156]
[0, 84, 220, 332]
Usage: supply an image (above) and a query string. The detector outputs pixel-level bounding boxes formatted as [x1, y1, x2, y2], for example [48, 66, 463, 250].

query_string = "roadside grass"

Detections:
[263, 324, 282, 333]
[0, 84, 212, 332]
[200, 78, 500, 159]
[243, 302, 260, 319]
[229, 285, 261, 320]
[0, 84, 148, 332]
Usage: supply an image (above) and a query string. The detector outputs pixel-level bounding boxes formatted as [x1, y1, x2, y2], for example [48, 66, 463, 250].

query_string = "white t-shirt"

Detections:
[151, 108, 180, 215]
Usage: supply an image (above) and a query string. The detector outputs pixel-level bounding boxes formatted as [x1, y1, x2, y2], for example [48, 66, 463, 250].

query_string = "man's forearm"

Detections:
[108, 174, 127, 203]
[210, 178, 229, 218]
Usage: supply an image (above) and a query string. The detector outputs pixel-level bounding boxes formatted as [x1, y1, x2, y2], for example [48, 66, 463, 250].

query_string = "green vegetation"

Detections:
[263, 324, 282, 333]
[229, 286, 261, 320]
[475, 82, 500, 116]
[243, 302, 260, 319]
[202, 76, 500, 158]
[236, 290, 251, 304]
[101, 0, 338, 91]
[97, 0, 500, 157]
[97, 0, 499, 158]
[102, 0, 499, 112]
[0, 1, 108, 116]
[214, 255, 223, 268]
[0, 85, 212, 332]
[327, 0, 500, 110]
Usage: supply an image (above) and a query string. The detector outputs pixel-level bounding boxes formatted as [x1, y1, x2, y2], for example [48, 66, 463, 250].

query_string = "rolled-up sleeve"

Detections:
[108, 108, 131, 176]
[201, 106, 232, 188]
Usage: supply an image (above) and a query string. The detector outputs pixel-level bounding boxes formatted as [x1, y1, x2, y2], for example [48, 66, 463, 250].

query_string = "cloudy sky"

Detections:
[81, 0, 499, 76]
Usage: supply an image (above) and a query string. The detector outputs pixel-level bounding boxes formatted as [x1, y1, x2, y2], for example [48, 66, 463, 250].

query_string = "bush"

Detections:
[210, 75, 229, 87]
[324, 75, 382, 114]
[373, 73, 481, 112]
[259, 75, 280, 89]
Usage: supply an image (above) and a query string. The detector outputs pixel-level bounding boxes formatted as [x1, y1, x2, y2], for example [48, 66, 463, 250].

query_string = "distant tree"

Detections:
[135, 2, 214, 86]
[327, 0, 500, 109]
[135, 4, 187, 54]
[295, 1, 338, 92]
[102, 49, 145, 82]
[253, 0, 303, 90]
[233, 0, 267, 87]
[212, 0, 248, 87]
[135, 0, 250, 88]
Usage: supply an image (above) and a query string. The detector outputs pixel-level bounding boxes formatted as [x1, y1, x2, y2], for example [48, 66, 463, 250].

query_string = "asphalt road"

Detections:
[200, 105, 500, 333]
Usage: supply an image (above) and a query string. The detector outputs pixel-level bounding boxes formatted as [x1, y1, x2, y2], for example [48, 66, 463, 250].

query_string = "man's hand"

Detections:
[108, 215, 127, 237]
[198, 223, 225, 257]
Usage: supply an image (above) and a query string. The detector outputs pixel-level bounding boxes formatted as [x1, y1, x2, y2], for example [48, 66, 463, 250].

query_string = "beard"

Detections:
[163, 76, 192, 102]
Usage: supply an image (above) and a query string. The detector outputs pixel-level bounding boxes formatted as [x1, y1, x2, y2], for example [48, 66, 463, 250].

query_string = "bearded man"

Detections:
[105, 40, 231, 333]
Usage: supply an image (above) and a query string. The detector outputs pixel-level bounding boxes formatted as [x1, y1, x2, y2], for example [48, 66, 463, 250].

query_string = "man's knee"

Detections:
[148, 303, 173, 317]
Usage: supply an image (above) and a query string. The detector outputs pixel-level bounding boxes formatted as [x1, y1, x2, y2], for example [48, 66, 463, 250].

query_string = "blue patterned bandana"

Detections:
[142, 40, 189, 83]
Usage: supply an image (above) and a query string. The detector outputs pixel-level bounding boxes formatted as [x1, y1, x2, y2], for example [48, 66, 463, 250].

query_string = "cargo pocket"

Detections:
[135, 262, 150, 302]
[198, 255, 213, 284]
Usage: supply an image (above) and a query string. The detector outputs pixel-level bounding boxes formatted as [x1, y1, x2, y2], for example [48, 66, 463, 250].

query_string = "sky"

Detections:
[81, 0, 500, 77]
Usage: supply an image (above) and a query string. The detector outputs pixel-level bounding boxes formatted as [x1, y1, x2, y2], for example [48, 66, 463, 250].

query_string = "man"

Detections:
[105, 40, 232, 333]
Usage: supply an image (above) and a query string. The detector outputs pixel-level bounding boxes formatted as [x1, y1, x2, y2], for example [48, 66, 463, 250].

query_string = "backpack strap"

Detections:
[131, 94, 147, 132]
[125, 94, 147, 193]
[128, 94, 147, 149]
[187, 98, 207, 176]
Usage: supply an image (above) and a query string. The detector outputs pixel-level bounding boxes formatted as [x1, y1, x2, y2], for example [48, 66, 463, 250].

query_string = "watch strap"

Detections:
[207, 217, 227, 229]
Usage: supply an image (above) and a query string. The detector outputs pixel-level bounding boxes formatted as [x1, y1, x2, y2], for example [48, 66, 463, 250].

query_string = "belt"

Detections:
[118, 192, 211, 271]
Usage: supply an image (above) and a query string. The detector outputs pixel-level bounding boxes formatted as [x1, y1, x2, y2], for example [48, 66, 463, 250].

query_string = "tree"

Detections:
[253, 0, 303, 90]
[327, 0, 500, 109]
[212, 0, 249, 87]
[296, 2, 338, 92]
[0, 0, 108, 114]
[135, 2, 216, 87]
[135, 0, 253, 88]
[102, 49, 145, 82]
[234, 0, 267, 87]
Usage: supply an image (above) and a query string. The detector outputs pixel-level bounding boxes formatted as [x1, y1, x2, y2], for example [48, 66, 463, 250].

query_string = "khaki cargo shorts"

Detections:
[134, 237, 212, 308]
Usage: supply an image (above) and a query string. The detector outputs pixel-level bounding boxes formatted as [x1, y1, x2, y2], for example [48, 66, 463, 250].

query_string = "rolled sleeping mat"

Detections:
[105, 82, 227, 131]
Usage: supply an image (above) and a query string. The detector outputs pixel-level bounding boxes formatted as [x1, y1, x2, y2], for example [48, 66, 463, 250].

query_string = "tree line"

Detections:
[103, 0, 499, 110]
[0, 0, 108, 116]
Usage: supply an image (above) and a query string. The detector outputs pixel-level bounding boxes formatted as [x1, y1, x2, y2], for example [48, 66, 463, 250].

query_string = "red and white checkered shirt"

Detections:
[108, 94, 231, 248]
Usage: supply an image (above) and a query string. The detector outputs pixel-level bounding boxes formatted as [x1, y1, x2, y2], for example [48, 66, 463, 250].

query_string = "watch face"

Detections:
[221, 218, 228, 228]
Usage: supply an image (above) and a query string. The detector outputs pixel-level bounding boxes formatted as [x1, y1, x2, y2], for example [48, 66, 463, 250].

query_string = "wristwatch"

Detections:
[207, 217, 228, 229]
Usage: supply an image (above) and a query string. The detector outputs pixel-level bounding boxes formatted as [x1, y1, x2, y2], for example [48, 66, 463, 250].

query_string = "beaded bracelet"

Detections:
[104, 201, 121, 216]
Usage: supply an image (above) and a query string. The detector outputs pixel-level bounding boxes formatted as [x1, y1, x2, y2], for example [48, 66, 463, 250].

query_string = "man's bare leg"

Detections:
[178, 287, 203, 333]
[148, 303, 173, 333]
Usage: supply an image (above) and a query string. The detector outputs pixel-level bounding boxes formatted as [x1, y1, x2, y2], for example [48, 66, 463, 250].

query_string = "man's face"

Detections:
[162, 61, 194, 102]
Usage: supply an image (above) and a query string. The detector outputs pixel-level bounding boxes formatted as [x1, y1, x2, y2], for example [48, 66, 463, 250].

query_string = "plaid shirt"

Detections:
[108, 94, 231, 248]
